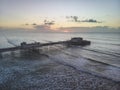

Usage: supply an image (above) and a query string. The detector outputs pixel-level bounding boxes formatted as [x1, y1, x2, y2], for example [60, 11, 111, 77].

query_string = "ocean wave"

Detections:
[48, 52, 120, 82]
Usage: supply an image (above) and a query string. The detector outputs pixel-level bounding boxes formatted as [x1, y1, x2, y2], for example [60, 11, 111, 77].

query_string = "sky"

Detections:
[0, 0, 120, 32]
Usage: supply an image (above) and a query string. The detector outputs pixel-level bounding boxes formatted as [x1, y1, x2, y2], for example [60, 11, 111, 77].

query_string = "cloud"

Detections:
[58, 26, 120, 33]
[24, 23, 37, 26]
[34, 25, 49, 30]
[44, 20, 55, 25]
[25, 19, 55, 26]
[33, 24, 54, 32]
[25, 23, 29, 26]
[71, 16, 79, 22]
[81, 19, 102, 23]
[32, 20, 55, 32]
[0, 26, 120, 34]
[66, 16, 79, 22]
[32, 23, 37, 25]
[66, 16, 102, 23]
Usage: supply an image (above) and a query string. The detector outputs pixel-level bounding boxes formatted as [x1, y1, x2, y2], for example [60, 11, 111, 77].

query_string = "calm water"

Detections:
[0, 31, 120, 81]
[0, 32, 120, 65]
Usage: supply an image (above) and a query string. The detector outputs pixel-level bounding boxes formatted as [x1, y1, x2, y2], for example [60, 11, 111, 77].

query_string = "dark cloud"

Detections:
[44, 20, 55, 25]
[66, 16, 102, 23]
[71, 16, 79, 22]
[24, 23, 37, 26]
[25, 23, 29, 25]
[32, 23, 37, 25]
[66, 16, 79, 22]
[81, 19, 102, 23]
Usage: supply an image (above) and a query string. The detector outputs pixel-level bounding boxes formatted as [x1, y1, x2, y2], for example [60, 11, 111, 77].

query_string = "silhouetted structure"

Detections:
[0, 37, 91, 53]
[68, 37, 90, 46]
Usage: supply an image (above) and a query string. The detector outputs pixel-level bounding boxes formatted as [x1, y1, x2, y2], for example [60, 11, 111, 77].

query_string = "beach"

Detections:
[0, 50, 119, 90]
[0, 32, 120, 90]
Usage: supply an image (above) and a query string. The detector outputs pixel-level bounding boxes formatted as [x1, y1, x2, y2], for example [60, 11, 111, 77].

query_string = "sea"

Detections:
[0, 31, 120, 82]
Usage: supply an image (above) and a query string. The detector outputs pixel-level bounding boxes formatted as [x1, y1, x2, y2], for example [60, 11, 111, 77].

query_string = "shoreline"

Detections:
[0, 56, 119, 90]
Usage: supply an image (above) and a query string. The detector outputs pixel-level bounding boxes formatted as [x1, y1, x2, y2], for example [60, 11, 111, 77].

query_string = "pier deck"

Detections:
[0, 37, 91, 53]
[0, 41, 66, 53]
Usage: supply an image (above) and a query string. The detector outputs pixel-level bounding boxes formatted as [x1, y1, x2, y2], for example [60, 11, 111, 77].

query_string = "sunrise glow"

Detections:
[0, 0, 120, 31]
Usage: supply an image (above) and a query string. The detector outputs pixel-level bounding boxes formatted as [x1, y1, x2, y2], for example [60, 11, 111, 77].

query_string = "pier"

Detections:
[0, 37, 91, 53]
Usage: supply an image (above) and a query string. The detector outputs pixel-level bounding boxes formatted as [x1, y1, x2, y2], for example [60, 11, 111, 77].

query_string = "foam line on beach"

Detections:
[43, 46, 120, 82]
[79, 47, 120, 58]
[49, 46, 120, 68]
[48, 53, 120, 82]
